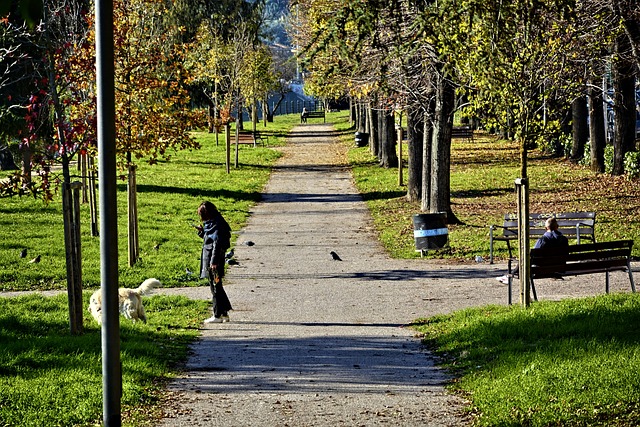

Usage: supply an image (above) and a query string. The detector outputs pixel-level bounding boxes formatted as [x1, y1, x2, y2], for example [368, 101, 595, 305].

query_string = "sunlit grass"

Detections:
[0, 114, 301, 291]
[413, 293, 640, 426]
[334, 111, 640, 260]
[0, 293, 209, 427]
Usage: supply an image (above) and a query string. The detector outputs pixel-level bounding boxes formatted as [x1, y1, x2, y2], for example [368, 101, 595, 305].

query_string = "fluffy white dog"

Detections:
[88, 278, 161, 324]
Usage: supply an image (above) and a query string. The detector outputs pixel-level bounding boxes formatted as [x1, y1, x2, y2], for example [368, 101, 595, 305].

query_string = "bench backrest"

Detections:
[530, 239, 633, 277]
[502, 212, 596, 239]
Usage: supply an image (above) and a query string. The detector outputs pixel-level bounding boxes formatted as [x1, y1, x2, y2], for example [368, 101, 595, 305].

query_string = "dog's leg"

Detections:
[138, 305, 147, 323]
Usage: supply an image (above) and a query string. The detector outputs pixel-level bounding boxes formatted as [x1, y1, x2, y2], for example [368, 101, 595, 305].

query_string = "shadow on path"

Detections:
[184, 334, 446, 394]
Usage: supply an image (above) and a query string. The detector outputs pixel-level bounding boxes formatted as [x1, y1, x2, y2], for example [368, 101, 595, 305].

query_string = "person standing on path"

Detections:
[195, 201, 233, 323]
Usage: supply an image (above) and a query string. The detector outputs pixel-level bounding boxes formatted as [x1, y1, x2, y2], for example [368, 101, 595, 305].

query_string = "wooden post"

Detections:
[397, 126, 403, 186]
[80, 153, 88, 203]
[128, 164, 139, 266]
[234, 125, 239, 168]
[516, 177, 531, 307]
[63, 181, 83, 335]
[225, 123, 231, 174]
[89, 155, 99, 236]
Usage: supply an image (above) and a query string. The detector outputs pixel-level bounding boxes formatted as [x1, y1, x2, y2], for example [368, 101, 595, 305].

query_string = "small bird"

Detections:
[226, 258, 239, 266]
[20, 249, 27, 258]
[185, 267, 194, 276]
[225, 249, 234, 260]
[244, 241, 255, 246]
[29, 255, 41, 264]
[330, 251, 342, 261]
[153, 243, 161, 250]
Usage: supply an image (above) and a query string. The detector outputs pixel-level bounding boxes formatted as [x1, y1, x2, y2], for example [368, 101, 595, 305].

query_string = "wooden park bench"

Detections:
[301, 110, 326, 123]
[451, 125, 474, 142]
[234, 132, 268, 148]
[505, 240, 636, 304]
[489, 212, 596, 264]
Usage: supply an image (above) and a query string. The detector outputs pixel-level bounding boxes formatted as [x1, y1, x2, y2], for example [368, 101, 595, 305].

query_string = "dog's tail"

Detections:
[136, 278, 161, 296]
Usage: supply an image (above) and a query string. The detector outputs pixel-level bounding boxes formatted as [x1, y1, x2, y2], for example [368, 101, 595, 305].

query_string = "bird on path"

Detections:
[243, 241, 255, 246]
[226, 258, 239, 266]
[330, 251, 342, 261]
[225, 249, 234, 260]
[29, 255, 41, 264]
[20, 249, 27, 258]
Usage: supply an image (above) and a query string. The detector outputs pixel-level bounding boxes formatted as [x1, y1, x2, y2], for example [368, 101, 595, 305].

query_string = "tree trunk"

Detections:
[588, 80, 606, 173]
[237, 97, 244, 132]
[406, 105, 424, 203]
[349, 97, 354, 128]
[21, 144, 32, 185]
[356, 101, 366, 133]
[430, 71, 459, 223]
[208, 103, 214, 133]
[421, 108, 434, 212]
[570, 95, 589, 162]
[379, 106, 398, 168]
[612, 35, 636, 176]
[367, 102, 379, 157]
[615, 0, 640, 70]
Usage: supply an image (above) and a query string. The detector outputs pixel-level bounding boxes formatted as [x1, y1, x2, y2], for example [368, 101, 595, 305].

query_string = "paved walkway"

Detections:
[157, 124, 636, 426]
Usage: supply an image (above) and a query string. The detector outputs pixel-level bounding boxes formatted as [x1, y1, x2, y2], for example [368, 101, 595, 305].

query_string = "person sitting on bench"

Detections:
[496, 217, 568, 284]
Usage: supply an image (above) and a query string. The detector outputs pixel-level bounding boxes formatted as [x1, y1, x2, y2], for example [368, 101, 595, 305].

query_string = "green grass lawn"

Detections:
[0, 116, 299, 292]
[334, 113, 640, 260]
[413, 294, 640, 426]
[0, 292, 209, 427]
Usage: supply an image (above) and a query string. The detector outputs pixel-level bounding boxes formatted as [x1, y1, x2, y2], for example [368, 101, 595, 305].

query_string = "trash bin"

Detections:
[354, 132, 369, 147]
[413, 213, 448, 251]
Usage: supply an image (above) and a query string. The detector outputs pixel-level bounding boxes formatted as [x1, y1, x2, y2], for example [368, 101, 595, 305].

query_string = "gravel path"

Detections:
[156, 124, 637, 426]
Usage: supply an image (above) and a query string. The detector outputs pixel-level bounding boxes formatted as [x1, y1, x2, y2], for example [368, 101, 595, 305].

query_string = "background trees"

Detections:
[293, 0, 639, 305]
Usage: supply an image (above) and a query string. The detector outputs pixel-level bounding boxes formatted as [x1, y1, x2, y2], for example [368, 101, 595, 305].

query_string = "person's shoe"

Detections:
[204, 316, 223, 324]
[221, 315, 230, 323]
[496, 275, 509, 285]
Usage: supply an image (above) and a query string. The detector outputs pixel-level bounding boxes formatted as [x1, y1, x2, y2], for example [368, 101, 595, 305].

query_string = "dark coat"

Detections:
[199, 212, 231, 279]
[534, 230, 568, 250]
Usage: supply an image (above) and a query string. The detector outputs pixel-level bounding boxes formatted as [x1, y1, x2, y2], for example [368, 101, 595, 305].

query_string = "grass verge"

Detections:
[412, 293, 640, 426]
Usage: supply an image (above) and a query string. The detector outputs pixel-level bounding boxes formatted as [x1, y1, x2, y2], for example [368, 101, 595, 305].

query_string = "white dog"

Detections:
[88, 278, 161, 324]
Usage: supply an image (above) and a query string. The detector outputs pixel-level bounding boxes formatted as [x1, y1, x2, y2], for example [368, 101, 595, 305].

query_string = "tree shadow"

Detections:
[180, 332, 451, 394]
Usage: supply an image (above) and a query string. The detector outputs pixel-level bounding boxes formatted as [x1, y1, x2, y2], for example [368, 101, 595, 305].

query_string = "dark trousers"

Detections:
[209, 270, 232, 317]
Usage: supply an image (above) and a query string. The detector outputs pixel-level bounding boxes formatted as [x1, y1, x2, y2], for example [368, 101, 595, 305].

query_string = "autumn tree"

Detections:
[239, 44, 277, 132]
[109, 0, 199, 265]
[0, 0, 95, 333]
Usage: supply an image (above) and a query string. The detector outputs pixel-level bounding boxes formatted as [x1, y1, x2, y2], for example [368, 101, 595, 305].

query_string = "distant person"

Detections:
[195, 201, 233, 323]
[496, 217, 569, 284]
[301, 107, 308, 123]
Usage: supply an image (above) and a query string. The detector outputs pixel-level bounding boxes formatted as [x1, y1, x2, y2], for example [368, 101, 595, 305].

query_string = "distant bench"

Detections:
[301, 110, 326, 123]
[506, 240, 636, 304]
[489, 212, 596, 264]
[451, 126, 473, 142]
[234, 132, 268, 148]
